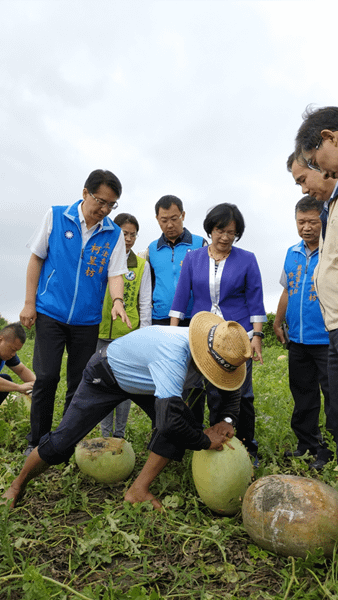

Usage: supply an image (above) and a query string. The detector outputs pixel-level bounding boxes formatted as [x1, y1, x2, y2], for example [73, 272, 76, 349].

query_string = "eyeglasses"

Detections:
[89, 192, 118, 210]
[158, 215, 183, 225]
[307, 138, 323, 172]
[214, 227, 237, 239]
[122, 230, 138, 240]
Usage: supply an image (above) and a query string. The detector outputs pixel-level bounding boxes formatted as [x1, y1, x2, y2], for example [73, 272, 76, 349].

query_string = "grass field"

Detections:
[1, 338, 338, 599]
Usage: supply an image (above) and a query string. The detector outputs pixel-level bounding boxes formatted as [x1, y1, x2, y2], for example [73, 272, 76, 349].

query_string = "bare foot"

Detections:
[124, 484, 163, 511]
[1, 483, 22, 509]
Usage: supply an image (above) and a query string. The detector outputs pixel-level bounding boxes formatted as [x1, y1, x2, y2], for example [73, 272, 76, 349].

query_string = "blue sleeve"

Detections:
[244, 253, 266, 320]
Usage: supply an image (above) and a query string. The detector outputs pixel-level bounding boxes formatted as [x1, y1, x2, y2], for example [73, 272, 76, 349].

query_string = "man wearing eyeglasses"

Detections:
[147, 195, 207, 327]
[295, 106, 338, 463]
[20, 169, 131, 456]
[287, 151, 336, 203]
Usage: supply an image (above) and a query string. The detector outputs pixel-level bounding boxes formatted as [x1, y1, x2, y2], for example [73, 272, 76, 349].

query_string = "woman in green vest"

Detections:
[98, 213, 152, 438]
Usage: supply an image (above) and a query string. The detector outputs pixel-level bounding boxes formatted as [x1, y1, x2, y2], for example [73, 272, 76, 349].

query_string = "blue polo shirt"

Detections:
[106, 326, 192, 398]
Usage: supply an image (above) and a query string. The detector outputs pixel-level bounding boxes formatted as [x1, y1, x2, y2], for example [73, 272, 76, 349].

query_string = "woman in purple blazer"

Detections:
[170, 203, 266, 460]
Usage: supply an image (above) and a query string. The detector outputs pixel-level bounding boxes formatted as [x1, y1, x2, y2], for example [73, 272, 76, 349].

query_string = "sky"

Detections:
[1, 0, 338, 323]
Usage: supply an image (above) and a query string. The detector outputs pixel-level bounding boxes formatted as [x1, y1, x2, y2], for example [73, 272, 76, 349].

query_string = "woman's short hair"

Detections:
[84, 169, 122, 199]
[203, 203, 245, 240]
[114, 213, 139, 232]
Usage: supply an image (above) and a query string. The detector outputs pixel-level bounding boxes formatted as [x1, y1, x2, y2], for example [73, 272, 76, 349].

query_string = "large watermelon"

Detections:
[192, 436, 253, 515]
[242, 474, 338, 557]
[75, 437, 135, 484]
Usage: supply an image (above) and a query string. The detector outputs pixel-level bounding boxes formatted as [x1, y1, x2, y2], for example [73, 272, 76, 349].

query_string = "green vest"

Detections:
[99, 250, 147, 339]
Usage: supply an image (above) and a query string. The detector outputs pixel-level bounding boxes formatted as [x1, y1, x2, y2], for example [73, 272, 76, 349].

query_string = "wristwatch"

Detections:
[253, 331, 265, 338]
[224, 417, 233, 425]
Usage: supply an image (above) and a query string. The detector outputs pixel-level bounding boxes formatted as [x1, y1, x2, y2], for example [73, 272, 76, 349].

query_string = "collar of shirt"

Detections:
[158, 227, 192, 249]
[78, 202, 104, 247]
[324, 180, 338, 212]
[320, 180, 338, 239]
[303, 240, 318, 257]
[78, 202, 104, 233]
[126, 249, 137, 268]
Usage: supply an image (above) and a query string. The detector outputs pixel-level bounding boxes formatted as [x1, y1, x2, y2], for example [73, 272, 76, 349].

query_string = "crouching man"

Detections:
[3, 312, 251, 510]
[0, 322, 36, 404]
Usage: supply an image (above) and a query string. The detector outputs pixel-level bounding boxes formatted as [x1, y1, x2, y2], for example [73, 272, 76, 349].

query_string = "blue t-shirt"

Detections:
[106, 326, 191, 398]
[0, 353, 20, 373]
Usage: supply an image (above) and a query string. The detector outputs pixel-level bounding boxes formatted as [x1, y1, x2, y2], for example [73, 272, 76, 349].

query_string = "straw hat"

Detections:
[189, 311, 252, 390]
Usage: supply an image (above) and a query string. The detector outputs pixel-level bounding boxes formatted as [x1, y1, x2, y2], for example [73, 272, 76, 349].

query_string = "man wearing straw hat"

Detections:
[3, 312, 251, 511]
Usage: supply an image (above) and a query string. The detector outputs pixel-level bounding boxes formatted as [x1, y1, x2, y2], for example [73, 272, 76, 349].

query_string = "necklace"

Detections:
[208, 245, 231, 262]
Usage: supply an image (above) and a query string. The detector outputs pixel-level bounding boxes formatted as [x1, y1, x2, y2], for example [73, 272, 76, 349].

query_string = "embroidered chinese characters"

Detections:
[123, 271, 137, 309]
[288, 264, 317, 301]
[86, 242, 111, 278]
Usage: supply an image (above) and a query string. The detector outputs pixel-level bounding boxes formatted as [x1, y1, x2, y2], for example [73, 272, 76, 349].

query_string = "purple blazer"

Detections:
[170, 245, 266, 332]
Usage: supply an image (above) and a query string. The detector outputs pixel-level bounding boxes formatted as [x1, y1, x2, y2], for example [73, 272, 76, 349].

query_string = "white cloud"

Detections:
[1, 0, 336, 322]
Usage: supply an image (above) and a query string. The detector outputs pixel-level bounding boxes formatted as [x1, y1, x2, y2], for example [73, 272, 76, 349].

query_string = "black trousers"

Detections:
[28, 313, 99, 446]
[288, 341, 330, 459]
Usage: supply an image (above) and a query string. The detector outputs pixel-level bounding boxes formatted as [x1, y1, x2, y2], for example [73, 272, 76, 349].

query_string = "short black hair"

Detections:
[287, 151, 309, 171]
[203, 203, 245, 240]
[295, 195, 323, 217]
[295, 105, 338, 154]
[286, 152, 295, 172]
[0, 322, 26, 344]
[84, 169, 122, 199]
[155, 195, 183, 216]
[114, 213, 139, 232]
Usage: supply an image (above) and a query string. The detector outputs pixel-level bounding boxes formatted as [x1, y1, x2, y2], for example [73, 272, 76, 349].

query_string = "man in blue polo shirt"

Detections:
[3, 312, 252, 511]
[0, 322, 35, 403]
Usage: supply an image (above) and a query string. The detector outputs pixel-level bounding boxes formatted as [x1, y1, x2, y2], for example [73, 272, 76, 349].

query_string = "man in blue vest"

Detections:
[274, 195, 331, 469]
[20, 169, 131, 455]
[148, 195, 207, 326]
[146, 195, 207, 423]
